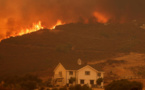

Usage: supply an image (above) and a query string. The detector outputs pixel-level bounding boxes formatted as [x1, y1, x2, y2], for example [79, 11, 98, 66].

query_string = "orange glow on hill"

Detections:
[93, 12, 109, 23]
[18, 21, 44, 36]
[1, 21, 44, 42]
[50, 20, 64, 29]
[0, 20, 65, 42]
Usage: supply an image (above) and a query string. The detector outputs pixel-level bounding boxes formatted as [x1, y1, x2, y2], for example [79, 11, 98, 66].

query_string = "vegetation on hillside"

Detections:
[0, 22, 145, 77]
[0, 74, 42, 90]
[105, 79, 143, 90]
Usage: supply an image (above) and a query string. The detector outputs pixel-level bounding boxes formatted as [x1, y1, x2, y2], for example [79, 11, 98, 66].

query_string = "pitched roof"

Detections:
[60, 60, 103, 71]
[62, 62, 86, 70]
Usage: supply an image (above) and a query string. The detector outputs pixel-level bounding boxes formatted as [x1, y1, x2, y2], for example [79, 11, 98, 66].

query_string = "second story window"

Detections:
[69, 71, 73, 75]
[98, 73, 101, 77]
[59, 71, 62, 77]
[85, 71, 90, 75]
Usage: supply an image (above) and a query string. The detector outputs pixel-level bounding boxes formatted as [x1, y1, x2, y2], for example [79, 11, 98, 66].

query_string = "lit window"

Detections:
[85, 71, 90, 75]
[69, 71, 73, 75]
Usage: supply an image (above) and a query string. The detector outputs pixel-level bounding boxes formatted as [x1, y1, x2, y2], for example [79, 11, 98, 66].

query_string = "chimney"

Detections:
[77, 58, 82, 65]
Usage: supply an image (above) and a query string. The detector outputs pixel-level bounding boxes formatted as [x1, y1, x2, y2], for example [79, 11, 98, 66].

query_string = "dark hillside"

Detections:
[0, 23, 145, 76]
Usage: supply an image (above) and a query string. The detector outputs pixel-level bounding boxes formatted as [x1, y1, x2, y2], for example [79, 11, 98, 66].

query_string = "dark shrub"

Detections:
[69, 84, 92, 90]
[105, 79, 143, 90]
[97, 78, 103, 85]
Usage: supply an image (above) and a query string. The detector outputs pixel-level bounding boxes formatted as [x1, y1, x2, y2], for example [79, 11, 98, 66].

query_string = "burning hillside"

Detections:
[0, 21, 43, 41]
[0, 0, 145, 41]
[0, 20, 64, 42]
[1, 22, 145, 76]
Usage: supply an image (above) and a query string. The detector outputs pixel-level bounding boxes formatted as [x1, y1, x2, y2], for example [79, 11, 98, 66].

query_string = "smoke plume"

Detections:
[0, 0, 145, 40]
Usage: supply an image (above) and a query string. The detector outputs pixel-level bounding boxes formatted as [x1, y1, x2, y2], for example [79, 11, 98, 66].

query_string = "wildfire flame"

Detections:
[0, 20, 65, 42]
[7, 21, 43, 37]
[93, 12, 109, 23]
[50, 20, 64, 29]
[0, 21, 43, 42]
[18, 21, 44, 36]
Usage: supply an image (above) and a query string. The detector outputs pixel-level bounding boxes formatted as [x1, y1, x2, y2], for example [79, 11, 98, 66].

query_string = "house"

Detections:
[52, 59, 104, 87]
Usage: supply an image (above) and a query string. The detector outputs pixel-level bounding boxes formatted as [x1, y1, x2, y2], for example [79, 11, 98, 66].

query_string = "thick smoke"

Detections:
[0, 0, 145, 40]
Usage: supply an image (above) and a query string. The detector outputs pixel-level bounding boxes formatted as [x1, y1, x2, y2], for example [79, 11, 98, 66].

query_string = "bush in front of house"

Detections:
[52, 88, 58, 90]
[97, 78, 103, 86]
[105, 79, 143, 90]
[69, 84, 92, 90]
[59, 87, 67, 90]
[82, 84, 92, 90]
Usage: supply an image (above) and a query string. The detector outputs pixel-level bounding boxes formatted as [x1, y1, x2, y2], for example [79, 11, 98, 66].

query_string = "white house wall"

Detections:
[77, 66, 97, 86]
[54, 64, 67, 86]
[66, 70, 76, 84]
[53, 64, 104, 87]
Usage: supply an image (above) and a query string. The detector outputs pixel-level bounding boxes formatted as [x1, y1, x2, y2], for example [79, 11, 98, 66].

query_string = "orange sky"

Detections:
[0, 0, 145, 41]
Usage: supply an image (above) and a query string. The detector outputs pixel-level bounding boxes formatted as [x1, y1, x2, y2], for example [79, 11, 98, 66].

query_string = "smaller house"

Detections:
[52, 59, 104, 87]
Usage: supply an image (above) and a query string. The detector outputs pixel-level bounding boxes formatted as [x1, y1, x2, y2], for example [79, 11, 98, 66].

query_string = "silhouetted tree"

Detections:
[97, 78, 103, 85]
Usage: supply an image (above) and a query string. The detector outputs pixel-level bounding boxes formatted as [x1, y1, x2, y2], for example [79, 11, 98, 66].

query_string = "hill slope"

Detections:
[0, 23, 145, 77]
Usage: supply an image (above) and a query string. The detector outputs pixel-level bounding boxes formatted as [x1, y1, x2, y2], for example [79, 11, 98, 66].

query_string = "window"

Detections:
[85, 71, 90, 75]
[59, 71, 62, 77]
[57, 78, 62, 82]
[98, 73, 101, 77]
[69, 79, 73, 84]
[80, 80, 84, 84]
[90, 80, 94, 85]
[69, 71, 73, 75]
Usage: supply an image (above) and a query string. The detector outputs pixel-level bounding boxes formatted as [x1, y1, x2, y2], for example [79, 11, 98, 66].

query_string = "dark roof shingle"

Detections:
[60, 60, 103, 71]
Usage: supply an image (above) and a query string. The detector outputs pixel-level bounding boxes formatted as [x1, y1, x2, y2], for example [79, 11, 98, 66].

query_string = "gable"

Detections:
[60, 61, 86, 70]
[54, 63, 66, 72]
[77, 65, 98, 80]
[78, 65, 98, 72]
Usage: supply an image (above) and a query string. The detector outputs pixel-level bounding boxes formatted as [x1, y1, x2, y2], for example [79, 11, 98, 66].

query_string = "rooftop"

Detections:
[59, 60, 103, 71]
